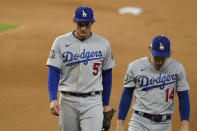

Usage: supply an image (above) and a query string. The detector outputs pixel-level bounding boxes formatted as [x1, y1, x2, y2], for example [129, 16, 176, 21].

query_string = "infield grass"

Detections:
[0, 22, 19, 32]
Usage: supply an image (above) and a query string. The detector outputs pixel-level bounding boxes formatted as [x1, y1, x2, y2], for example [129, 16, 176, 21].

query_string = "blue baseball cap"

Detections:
[73, 6, 95, 22]
[151, 35, 170, 57]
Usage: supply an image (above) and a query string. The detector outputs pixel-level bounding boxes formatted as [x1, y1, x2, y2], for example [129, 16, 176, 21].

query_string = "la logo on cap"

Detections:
[151, 35, 170, 57]
[159, 43, 164, 51]
[73, 6, 95, 22]
[82, 10, 87, 17]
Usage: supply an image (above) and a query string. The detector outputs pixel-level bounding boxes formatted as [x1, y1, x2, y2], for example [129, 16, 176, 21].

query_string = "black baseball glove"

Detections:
[102, 108, 115, 131]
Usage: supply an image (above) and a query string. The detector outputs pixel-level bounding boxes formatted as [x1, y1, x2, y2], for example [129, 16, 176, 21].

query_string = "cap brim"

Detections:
[151, 49, 170, 57]
[73, 18, 95, 22]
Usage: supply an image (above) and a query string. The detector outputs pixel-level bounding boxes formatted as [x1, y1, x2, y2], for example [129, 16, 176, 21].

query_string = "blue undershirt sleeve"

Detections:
[48, 65, 60, 102]
[118, 87, 134, 120]
[177, 90, 190, 121]
[102, 68, 112, 106]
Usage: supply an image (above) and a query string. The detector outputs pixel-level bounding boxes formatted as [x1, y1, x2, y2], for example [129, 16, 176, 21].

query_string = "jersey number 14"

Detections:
[165, 88, 175, 102]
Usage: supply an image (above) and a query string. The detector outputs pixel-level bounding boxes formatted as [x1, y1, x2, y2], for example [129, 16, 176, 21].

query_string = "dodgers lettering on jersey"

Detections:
[124, 57, 189, 114]
[62, 49, 103, 66]
[138, 73, 178, 91]
[46, 32, 115, 93]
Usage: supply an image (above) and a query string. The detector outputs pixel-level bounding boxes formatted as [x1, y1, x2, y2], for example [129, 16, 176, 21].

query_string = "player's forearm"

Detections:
[48, 65, 60, 102]
[177, 90, 190, 121]
[118, 88, 134, 120]
[102, 68, 112, 106]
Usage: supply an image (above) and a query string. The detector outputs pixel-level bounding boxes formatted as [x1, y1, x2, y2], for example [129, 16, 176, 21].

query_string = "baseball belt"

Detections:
[135, 111, 171, 122]
[61, 91, 101, 97]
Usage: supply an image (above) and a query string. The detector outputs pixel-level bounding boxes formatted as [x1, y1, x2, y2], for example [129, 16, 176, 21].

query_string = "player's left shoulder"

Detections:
[91, 32, 110, 45]
[168, 58, 184, 67]
[167, 58, 187, 73]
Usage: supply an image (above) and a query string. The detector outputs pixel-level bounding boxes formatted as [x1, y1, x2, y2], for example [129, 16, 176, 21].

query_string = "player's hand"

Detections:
[102, 105, 115, 131]
[116, 120, 126, 131]
[103, 105, 112, 112]
[116, 125, 125, 131]
[179, 126, 189, 131]
[179, 120, 189, 131]
[50, 100, 60, 116]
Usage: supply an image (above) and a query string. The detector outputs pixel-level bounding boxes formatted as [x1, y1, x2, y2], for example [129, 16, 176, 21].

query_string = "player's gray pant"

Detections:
[128, 112, 172, 131]
[59, 93, 103, 131]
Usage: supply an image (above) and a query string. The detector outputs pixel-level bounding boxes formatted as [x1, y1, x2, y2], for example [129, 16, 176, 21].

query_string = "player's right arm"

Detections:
[116, 87, 134, 131]
[117, 64, 135, 131]
[46, 37, 62, 116]
[48, 65, 61, 116]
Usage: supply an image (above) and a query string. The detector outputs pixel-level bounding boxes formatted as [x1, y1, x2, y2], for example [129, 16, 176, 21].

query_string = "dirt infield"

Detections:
[0, 0, 197, 130]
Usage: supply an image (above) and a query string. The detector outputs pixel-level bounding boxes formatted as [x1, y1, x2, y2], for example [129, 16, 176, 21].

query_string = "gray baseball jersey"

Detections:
[47, 32, 115, 93]
[124, 57, 189, 115]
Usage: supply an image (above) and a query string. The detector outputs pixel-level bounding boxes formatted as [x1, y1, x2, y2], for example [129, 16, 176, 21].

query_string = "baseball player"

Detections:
[116, 36, 190, 131]
[46, 6, 115, 131]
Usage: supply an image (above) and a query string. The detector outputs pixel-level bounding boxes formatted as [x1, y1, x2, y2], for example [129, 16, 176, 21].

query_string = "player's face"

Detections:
[151, 56, 167, 70]
[74, 22, 93, 40]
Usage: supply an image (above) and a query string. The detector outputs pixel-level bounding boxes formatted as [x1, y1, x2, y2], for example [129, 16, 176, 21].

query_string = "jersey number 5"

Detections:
[165, 88, 174, 102]
[93, 63, 101, 76]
